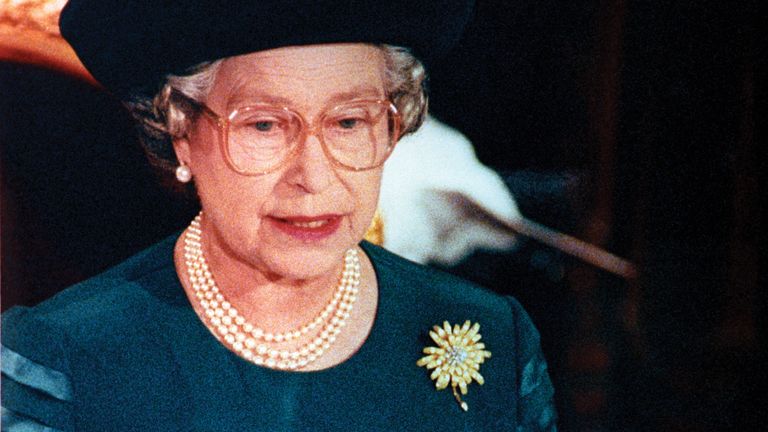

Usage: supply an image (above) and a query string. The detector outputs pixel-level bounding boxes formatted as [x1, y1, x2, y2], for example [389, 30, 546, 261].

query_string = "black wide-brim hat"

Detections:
[60, 0, 474, 97]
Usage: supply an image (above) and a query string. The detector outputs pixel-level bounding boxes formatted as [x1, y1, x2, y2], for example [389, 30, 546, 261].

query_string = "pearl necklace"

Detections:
[183, 213, 360, 370]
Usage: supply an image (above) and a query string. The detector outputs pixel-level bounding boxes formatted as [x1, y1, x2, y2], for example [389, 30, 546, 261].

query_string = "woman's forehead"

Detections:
[226, 43, 383, 72]
[210, 44, 386, 108]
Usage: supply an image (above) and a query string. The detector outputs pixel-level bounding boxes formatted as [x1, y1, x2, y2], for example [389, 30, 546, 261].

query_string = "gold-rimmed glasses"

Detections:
[173, 90, 402, 176]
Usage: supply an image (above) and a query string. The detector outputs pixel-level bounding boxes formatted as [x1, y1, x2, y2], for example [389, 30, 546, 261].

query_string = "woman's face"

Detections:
[175, 44, 387, 281]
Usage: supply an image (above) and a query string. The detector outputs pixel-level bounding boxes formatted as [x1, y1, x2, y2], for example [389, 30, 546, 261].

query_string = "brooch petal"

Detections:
[417, 320, 492, 411]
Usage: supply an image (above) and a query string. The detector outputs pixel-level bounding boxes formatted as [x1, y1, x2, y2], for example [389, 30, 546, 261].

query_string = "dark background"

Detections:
[2, 1, 762, 430]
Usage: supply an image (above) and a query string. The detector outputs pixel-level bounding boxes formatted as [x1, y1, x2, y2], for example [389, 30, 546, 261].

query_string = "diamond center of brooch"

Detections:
[447, 347, 468, 366]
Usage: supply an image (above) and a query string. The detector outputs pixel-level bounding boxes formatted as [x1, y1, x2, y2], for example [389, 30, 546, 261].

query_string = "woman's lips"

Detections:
[268, 214, 342, 241]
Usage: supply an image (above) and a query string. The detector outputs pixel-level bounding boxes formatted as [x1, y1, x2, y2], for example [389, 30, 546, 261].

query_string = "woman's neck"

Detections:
[178, 230, 345, 336]
[173, 231, 379, 371]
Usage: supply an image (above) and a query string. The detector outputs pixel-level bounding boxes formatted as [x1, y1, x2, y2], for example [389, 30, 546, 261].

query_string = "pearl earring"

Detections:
[175, 164, 192, 183]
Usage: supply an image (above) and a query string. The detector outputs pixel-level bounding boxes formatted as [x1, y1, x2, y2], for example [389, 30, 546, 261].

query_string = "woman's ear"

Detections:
[172, 136, 192, 167]
[172, 136, 194, 183]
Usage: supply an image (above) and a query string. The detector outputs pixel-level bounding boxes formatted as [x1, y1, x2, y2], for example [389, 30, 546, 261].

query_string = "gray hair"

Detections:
[125, 45, 428, 176]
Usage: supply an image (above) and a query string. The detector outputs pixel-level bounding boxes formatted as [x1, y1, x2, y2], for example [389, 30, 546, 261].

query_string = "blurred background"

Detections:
[2, 0, 762, 430]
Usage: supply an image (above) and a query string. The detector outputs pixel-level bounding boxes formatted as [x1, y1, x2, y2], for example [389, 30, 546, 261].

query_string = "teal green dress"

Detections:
[2, 236, 556, 431]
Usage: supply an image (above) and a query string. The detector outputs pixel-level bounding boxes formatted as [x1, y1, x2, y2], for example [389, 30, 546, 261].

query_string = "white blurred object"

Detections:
[379, 116, 523, 265]
[378, 117, 638, 279]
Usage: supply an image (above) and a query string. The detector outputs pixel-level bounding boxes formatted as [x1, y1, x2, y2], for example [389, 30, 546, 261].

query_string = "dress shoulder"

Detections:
[1, 235, 181, 431]
[361, 241, 557, 430]
[3, 234, 180, 341]
[2, 234, 179, 369]
[361, 240, 510, 313]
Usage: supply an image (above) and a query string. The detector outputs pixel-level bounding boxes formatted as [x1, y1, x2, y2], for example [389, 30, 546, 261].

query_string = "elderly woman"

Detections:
[1, 0, 556, 430]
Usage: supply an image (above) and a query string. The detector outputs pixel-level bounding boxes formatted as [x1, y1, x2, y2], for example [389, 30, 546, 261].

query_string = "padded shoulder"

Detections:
[2, 234, 181, 352]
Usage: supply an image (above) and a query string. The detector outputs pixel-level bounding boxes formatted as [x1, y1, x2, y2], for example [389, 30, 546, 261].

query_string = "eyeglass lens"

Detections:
[226, 102, 397, 173]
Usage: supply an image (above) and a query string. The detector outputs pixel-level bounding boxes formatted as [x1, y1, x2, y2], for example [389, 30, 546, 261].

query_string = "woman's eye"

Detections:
[253, 120, 276, 132]
[338, 118, 360, 129]
[240, 116, 284, 133]
[254, 121, 274, 132]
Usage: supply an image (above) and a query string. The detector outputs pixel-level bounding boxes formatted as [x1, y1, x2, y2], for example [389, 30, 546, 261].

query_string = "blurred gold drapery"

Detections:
[0, 0, 95, 83]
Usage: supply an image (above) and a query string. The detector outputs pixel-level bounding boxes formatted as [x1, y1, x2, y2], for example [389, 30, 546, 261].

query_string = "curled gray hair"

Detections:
[125, 45, 428, 176]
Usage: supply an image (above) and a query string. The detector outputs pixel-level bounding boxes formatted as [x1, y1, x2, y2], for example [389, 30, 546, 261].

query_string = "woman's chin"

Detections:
[260, 249, 348, 282]
[246, 233, 351, 279]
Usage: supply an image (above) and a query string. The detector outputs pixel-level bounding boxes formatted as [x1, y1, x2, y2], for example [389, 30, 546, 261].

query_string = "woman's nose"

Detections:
[285, 133, 335, 193]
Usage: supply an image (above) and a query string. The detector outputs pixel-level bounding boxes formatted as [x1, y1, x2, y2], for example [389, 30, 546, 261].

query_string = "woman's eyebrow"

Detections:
[225, 85, 385, 109]
[325, 86, 384, 105]
[226, 90, 293, 108]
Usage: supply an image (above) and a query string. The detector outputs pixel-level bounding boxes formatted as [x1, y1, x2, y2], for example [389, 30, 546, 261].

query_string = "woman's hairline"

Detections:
[167, 45, 424, 119]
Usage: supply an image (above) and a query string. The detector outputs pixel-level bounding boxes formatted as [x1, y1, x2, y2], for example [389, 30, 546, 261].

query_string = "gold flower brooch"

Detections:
[417, 320, 492, 411]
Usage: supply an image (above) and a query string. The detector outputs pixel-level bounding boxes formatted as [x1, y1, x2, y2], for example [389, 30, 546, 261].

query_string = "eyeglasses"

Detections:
[173, 90, 401, 176]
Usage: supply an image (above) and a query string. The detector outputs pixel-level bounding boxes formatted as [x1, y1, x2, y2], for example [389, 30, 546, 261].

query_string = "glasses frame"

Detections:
[174, 90, 402, 176]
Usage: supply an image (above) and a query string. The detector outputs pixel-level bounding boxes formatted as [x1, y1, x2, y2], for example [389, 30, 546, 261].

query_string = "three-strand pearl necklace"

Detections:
[183, 213, 361, 370]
